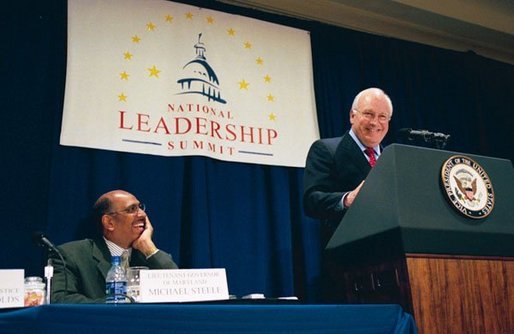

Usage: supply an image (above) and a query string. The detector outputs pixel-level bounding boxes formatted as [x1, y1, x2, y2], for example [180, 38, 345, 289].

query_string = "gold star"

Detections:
[264, 74, 271, 83]
[146, 22, 156, 31]
[206, 16, 214, 24]
[244, 41, 252, 49]
[256, 57, 264, 65]
[118, 93, 127, 102]
[148, 65, 161, 78]
[185, 12, 193, 19]
[268, 113, 277, 121]
[165, 14, 173, 23]
[123, 52, 133, 60]
[238, 79, 250, 90]
[267, 94, 275, 102]
[132, 35, 141, 43]
[120, 71, 129, 80]
[227, 28, 236, 36]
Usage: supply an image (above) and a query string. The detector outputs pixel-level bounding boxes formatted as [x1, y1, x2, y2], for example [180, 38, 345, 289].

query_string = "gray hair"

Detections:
[351, 87, 393, 116]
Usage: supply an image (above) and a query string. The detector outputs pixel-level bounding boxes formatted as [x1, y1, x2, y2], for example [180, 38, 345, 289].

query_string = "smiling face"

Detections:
[100, 190, 147, 248]
[350, 89, 392, 148]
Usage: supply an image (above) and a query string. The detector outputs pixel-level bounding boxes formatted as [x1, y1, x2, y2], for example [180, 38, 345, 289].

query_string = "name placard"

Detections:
[0, 269, 24, 308]
[139, 268, 229, 303]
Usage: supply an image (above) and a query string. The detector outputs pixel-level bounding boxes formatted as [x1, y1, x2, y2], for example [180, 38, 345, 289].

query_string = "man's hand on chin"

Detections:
[132, 217, 158, 257]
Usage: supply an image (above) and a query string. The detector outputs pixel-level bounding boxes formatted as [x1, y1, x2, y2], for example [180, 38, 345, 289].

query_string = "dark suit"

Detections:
[303, 131, 372, 245]
[50, 238, 178, 303]
[303, 131, 374, 303]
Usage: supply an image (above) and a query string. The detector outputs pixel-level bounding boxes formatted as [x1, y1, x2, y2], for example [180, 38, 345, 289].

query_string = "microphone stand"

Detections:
[33, 232, 68, 298]
[434, 137, 449, 150]
[44, 259, 54, 304]
[50, 248, 69, 297]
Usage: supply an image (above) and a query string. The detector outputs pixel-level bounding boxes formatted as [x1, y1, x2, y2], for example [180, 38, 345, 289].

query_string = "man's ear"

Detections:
[102, 214, 115, 231]
[350, 110, 356, 124]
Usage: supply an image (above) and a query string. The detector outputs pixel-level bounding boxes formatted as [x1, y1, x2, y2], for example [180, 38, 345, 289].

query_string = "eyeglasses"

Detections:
[106, 203, 146, 216]
[353, 109, 390, 123]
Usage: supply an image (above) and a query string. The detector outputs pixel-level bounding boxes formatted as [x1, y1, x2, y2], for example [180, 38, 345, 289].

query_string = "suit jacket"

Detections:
[50, 237, 178, 303]
[303, 131, 372, 234]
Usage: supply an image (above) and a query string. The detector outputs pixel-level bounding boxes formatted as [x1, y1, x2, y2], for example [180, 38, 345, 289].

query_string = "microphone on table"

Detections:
[33, 231, 68, 301]
[33, 231, 61, 254]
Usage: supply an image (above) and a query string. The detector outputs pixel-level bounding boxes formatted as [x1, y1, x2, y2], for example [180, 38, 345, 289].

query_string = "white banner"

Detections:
[61, 0, 319, 167]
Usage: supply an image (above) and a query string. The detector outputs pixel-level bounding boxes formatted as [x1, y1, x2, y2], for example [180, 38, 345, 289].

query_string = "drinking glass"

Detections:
[126, 266, 148, 302]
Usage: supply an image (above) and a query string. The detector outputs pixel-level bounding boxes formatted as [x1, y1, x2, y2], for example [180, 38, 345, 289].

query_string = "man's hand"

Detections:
[344, 181, 365, 208]
[132, 217, 158, 257]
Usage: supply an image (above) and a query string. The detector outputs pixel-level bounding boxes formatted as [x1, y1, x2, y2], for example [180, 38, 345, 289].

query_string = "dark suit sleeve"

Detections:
[303, 139, 346, 220]
[146, 250, 178, 269]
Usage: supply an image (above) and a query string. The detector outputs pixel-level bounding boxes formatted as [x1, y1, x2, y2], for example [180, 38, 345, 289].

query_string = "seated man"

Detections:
[51, 189, 178, 303]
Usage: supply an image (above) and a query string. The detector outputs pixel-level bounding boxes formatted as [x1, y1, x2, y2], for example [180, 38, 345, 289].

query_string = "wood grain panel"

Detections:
[406, 256, 513, 334]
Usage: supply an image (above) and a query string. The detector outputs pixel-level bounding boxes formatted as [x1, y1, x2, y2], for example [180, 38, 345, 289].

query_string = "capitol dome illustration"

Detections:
[177, 33, 226, 104]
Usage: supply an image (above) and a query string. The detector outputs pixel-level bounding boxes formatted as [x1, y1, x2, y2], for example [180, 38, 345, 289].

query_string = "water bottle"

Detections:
[105, 256, 128, 303]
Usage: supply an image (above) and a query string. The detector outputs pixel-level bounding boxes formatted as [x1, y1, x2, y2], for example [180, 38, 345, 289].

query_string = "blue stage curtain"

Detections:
[3, 0, 513, 304]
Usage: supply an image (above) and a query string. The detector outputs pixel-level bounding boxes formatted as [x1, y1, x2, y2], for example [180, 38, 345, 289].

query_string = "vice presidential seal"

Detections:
[441, 155, 494, 219]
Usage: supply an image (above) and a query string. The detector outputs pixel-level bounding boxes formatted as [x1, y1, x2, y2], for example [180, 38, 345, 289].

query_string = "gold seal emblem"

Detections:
[441, 155, 494, 219]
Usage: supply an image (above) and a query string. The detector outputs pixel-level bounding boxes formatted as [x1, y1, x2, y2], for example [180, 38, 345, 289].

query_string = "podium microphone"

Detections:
[398, 128, 450, 149]
[32, 231, 68, 298]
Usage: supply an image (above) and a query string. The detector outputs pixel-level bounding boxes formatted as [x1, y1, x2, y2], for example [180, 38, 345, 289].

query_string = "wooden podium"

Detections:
[324, 144, 514, 334]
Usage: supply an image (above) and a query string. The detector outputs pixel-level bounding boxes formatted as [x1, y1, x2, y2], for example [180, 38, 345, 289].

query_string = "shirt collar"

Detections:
[349, 129, 381, 155]
[103, 237, 132, 257]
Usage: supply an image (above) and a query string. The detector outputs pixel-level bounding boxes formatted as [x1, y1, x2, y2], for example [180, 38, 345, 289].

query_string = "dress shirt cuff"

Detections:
[145, 248, 159, 259]
[340, 192, 349, 209]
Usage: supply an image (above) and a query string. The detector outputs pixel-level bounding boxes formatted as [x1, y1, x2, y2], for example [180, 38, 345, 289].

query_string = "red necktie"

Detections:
[365, 147, 376, 167]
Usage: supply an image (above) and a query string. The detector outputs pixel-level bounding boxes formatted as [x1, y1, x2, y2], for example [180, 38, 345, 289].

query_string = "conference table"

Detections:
[0, 302, 416, 333]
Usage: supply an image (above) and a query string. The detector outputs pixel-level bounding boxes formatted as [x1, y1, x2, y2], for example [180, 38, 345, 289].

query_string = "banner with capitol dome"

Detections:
[60, 0, 319, 167]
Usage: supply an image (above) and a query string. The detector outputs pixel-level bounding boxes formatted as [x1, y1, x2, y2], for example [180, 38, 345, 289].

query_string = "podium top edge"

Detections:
[384, 143, 512, 164]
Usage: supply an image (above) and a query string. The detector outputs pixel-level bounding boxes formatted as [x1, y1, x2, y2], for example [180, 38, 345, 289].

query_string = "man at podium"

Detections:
[303, 87, 393, 246]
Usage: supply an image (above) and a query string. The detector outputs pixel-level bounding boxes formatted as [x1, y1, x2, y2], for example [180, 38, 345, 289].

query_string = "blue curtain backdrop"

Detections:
[3, 0, 513, 303]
